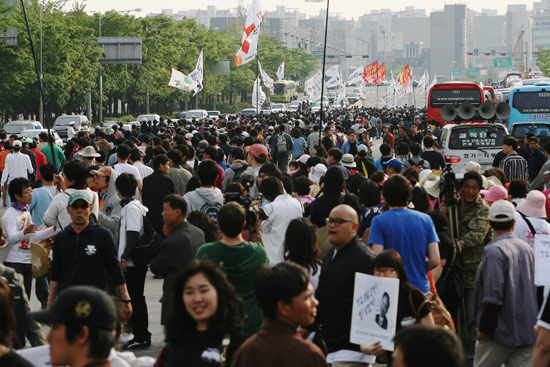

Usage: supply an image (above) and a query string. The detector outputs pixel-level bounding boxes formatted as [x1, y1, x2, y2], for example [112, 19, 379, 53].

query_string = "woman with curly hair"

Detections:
[156, 260, 248, 367]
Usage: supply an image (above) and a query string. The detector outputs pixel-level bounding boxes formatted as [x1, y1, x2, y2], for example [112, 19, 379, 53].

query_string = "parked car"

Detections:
[19, 129, 63, 147]
[175, 111, 187, 119]
[136, 114, 160, 122]
[207, 111, 221, 121]
[271, 103, 286, 114]
[3, 120, 43, 135]
[53, 115, 89, 140]
[185, 110, 208, 122]
[288, 101, 301, 111]
[241, 108, 257, 117]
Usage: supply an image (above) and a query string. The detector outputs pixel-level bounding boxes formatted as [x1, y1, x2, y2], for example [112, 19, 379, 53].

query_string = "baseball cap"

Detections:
[488, 200, 516, 222]
[185, 133, 193, 139]
[246, 144, 268, 159]
[197, 140, 209, 153]
[30, 286, 116, 331]
[90, 166, 111, 177]
[297, 154, 310, 165]
[383, 158, 403, 170]
[20, 137, 32, 144]
[12, 140, 22, 148]
[68, 190, 93, 206]
[358, 144, 368, 153]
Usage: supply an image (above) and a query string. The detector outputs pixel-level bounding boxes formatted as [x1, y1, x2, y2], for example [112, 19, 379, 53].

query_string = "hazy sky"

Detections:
[76, 0, 534, 18]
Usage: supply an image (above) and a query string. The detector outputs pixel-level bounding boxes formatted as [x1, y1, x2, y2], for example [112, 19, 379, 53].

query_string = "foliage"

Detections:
[0, 2, 319, 121]
[535, 50, 550, 78]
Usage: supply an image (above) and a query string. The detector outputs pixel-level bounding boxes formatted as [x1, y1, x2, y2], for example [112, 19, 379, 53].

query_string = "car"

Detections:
[53, 115, 89, 140]
[347, 93, 361, 104]
[438, 122, 509, 173]
[510, 122, 550, 149]
[261, 106, 272, 115]
[270, 103, 286, 114]
[101, 120, 119, 128]
[288, 101, 301, 111]
[3, 120, 43, 135]
[175, 111, 187, 120]
[136, 114, 160, 123]
[19, 129, 63, 147]
[241, 108, 257, 117]
[184, 110, 208, 122]
[207, 111, 221, 121]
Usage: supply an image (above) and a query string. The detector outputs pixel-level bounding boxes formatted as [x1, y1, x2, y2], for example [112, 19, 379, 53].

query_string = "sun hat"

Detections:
[517, 190, 547, 218]
[80, 146, 101, 158]
[309, 163, 327, 183]
[341, 153, 357, 168]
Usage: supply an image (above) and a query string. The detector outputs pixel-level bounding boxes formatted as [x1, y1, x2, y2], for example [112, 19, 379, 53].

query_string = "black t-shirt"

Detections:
[162, 330, 249, 367]
[421, 150, 446, 170]
[435, 231, 463, 299]
[396, 286, 431, 331]
[0, 350, 34, 367]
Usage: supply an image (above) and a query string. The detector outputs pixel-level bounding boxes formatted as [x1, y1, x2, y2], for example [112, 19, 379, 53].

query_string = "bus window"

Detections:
[448, 126, 506, 149]
[430, 89, 483, 107]
[511, 91, 550, 113]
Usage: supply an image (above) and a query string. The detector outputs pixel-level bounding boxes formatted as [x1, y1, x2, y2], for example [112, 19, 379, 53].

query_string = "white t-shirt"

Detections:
[513, 212, 550, 248]
[1, 152, 34, 185]
[114, 163, 142, 181]
[42, 188, 99, 230]
[118, 201, 147, 267]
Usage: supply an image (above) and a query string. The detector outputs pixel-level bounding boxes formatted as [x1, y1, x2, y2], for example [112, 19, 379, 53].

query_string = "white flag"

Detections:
[427, 74, 437, 91]
[347, 66, 365, 85]
[325, 65, 339, 79]
[188, 49, 204, 96]
[305, 70, 322, 98]
[235, 0, 263, 66]
[416, 70, 427, 93]
[252, 76, 266, 107]
[168, 68, 197, 92]
[258, 61, 274, 91]
[336, 81, 346, 106]
[276, 61, 285, 81]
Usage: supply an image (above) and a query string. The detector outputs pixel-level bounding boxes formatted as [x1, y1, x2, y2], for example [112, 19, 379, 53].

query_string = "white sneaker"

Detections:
[119, 332, 134, 344]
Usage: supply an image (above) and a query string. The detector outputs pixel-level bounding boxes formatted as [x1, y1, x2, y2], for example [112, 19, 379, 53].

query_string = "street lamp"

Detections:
[319, 0, 330, 146]
[98, 8, 141, 123]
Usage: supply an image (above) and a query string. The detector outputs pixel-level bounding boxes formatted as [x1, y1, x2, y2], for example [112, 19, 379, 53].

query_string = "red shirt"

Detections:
[30, 148, 48, 181]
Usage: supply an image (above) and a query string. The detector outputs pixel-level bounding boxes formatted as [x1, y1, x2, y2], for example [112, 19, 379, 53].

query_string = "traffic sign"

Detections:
[473, 48, 479, 56]
[494, 57, 512, 68]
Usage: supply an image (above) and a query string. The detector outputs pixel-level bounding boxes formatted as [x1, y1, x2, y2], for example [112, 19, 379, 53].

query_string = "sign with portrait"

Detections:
[350, 273, 399, 351]
[535, 234, 550, 286]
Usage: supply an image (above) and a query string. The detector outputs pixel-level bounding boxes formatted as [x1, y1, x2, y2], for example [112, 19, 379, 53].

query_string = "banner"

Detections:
[535, 234, 550, 286]
[325, 74, 341, 89]
[276, 61, 285, 81]
[305, 70, 322, 97]
[168, 68, 197, 92]
[336, 82, 346, 106]
[258, 61, 274, 91]
[188, 49, 204, 96]
[348, 66, 365, 85]
[350, 273, 400, 352]
[362, 60, 378, 84]
[235, 0, 263, 66]
[398, 64, 412, 91]
[375, 61, 386, 85]
[325, 65, 340, 79]
[252, 76, 266, 107]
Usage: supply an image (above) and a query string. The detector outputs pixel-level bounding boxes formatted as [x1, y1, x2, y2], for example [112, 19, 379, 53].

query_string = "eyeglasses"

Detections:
[70, 202, 90, 210]
[374, 267, 397, 275]
[326, 217, 354, 226]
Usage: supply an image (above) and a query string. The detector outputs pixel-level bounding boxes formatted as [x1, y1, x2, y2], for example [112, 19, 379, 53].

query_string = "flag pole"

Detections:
[413, 85, 417, 108]
[319, 0, 330, 147]
[376, 84, 379, 108]
[256, 59, 260, 115]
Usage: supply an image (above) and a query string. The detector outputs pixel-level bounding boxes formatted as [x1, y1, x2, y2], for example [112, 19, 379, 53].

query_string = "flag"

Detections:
[305, 70, 322, 97]
[325, 65, 339, 79]
[325, 74, 341, 89]
[416, 70, 428, 93]
[258, 61, 274, 91]
[362, 60, 378, 84]
[427, 74, 437, 91]
[336, 81, 346, 106]
[276, 61, 285, 81]
[252, 76, 266, 107]
[188, 49, 204, 96]
[397, 64, 412, 90]
[168, 68, 197, 92]
[235, 0, 263, 66]
[375, 61, 386, 85]
[347, 66, 365, 85]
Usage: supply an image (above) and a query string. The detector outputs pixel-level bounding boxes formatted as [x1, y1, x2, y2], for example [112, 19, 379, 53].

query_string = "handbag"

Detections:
[409, 288, 456, 332]
[131, 216, 163, 267]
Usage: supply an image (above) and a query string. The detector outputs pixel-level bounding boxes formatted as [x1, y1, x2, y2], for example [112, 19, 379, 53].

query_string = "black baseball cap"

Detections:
[30, 286, 117, 331]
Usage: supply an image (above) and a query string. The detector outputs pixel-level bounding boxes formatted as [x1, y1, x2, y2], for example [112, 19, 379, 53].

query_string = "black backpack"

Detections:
[131, 216, 164, 267]
[1, 266, 27, 348]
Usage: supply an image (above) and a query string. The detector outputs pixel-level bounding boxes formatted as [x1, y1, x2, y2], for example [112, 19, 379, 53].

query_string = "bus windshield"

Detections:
[430, 89, 483, 107]
[274, 84, 287, 95]
[449, 126, 506, 149]
[511, 91, 550, 113]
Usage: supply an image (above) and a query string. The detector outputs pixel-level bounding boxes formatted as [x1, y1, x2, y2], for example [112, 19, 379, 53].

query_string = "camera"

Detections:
[225, 174, 267, 234]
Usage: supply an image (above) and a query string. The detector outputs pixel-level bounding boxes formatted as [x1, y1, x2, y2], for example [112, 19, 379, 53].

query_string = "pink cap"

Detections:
[245, 144, 268, 159]
[481, 185, 507, 203]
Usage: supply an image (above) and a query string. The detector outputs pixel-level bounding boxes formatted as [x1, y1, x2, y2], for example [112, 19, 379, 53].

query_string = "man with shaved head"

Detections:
[314, 204, 375, 366]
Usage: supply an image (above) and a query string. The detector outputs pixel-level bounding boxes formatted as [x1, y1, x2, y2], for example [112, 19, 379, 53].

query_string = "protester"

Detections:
[157, 261, 248, 367]
[183, 159, 224, 221]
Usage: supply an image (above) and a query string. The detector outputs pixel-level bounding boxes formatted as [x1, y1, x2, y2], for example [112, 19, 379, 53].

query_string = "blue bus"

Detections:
[508, 83, 550, 130]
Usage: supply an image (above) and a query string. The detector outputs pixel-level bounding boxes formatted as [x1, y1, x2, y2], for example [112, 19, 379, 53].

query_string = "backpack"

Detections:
[231, 166, 247, 183]
[276, 134, 288, 154]
[336, 135, 345, 149]
[1, 266, 27, 347]
[131, 216, 164, 267]
[408, 158, 425, 173]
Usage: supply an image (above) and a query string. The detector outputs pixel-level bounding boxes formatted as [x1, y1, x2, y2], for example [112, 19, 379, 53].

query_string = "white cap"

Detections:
[12, 140, 22, 148]
[488, 200, 516, 222]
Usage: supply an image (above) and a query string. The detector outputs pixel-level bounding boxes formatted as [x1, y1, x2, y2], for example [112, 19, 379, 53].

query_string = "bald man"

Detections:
[314, 204, 375, 366]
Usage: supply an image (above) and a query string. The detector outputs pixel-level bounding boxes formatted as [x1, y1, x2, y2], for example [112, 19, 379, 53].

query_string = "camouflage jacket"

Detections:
[457, 196, 493, 288]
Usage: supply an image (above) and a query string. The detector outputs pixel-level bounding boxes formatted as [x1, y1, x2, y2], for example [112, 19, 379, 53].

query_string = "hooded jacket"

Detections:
[223, 162, 247, 189]
[183, 187, 224, 220]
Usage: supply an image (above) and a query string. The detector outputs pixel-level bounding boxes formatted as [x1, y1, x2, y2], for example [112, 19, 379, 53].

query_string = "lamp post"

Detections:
[318, 0, 330, 147]
[98, 8, 141, 123]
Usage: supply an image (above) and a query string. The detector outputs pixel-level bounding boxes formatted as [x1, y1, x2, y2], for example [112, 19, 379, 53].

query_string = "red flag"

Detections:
[362, 61, 378, 84]
[375, 62, 386, 85]
[398, 64, 412, 90]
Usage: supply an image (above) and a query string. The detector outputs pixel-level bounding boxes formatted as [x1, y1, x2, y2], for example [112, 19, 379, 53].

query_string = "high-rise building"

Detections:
[430, 4, 467, 79]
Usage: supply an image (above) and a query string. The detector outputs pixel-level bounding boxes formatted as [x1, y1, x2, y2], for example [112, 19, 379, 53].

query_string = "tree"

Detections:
[536, 50, 550, 77]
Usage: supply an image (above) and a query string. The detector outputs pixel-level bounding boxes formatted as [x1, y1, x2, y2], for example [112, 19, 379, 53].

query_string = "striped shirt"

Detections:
[499, 152, 528, 183]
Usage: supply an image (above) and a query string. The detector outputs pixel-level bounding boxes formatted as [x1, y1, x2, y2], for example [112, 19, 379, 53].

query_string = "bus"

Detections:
[508, 83, 550, 130]
[428, 82, 486, 124]
[271, 80, 297, 103]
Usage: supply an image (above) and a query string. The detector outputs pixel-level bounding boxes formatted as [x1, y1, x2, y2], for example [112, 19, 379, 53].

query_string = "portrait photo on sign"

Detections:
[350, 273, 399, 351]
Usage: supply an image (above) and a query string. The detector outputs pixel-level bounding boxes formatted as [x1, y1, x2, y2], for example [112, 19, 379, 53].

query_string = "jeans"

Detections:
[275, 153, 290, 173]
[126, 266, 151, 342]
[5, 262, 32, 300]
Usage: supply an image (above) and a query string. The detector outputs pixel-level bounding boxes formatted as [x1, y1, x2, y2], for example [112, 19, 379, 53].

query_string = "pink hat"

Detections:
[481, 185, 507, 203]
[297, 154, 310, 165]
[517, 190, 547, 218]
[245, 144, 268, 159]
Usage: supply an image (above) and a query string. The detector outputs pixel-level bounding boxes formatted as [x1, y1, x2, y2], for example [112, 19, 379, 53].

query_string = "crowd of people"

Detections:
[0, 105, 549, 367]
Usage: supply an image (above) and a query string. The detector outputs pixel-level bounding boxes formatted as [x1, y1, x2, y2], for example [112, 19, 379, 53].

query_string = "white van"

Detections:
[185, 110, 208, 122]
[53, 115, 89, 140]
[438, 122, 509, 173]
[3, 120, 43, 135]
